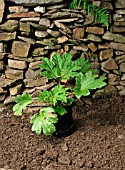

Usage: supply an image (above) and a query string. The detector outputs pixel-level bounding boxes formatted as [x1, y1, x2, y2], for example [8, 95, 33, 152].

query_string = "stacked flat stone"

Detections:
[0, 0, 125, 106]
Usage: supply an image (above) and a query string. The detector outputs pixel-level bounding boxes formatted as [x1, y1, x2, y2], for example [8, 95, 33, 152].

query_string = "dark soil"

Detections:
[0, 95, 125, 170]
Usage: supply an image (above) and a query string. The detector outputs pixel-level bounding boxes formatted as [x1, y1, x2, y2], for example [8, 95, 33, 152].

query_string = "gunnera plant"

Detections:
[13, 52, 106, 136]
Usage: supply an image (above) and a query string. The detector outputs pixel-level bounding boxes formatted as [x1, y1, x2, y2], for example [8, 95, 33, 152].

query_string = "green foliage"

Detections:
[69, 0, 109, 29]
[38, 85, 69, 106]
[74, 57, 91, 74]
[30, 107, 58, 135]
[13, 93, 33, 116]
[40, 52, 91, 81]
[74, 71, 106, 98]
[40, 52, 80, 80]
[54, 105, 67, 116]
[13, 52, 106, 136]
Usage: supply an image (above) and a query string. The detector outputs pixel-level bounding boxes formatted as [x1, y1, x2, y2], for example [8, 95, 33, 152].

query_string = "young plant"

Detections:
[69, 0, 109, 30]
[13, 52, 106, 135]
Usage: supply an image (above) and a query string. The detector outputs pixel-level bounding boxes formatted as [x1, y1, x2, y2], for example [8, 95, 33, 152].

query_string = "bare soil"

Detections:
[0, 95, 125, 170]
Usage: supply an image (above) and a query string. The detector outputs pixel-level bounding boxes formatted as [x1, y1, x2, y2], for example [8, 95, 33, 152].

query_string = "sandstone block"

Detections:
[101, 58, 118, 70]
[111, 26, 125, 33]
[115, 0, 125, 8]
[9, 6, 28, 13]
[0, 43, 4, 52]
[12, 41, 31, 57]
[39, 18, 50, 27]
[0, 78, 16, 87]
[108, 74, 120, 85]
[109, 42, 125, 51]
[116, 9, 125, 15]
[9, 84, 22, 96]
[113, 14, 124, 22]
[100, 49, 113, 61]
[20, 17, 40, 22]
[102, 32, 114, 41]
[5, 68, 23, 80]
[72, 28, 84, 40]
[98, 44, 109, 50]
[35, 30, 48, 38]
[47, 29, 61, 38]
[20, 22, 32, 32]
[0, 20, 19, 32]
[86, 27, 104, 35]
[54, 21, 71, 34]
[29, 61, 42, 69]
[7, 11, 40, 19]
[119, 62, 125, 72]
[36, 38, 57, 46]
[28, 22, 47, 30]
[8, 59, 27, 69]
[73, 45, 88, 52]
[114, 22, 125, 27]
[0, 32, 16, 41]
[84, 15, 94, 25]
[88, 43, 97, 52]
[57, 36, 68, 44]
[24, 77, 48, 87]
[0, 0, 5, 23]
[32, 48, 48, 56]
[48, 11, 70, 19]
[87, 34, 102, 42]
[18, 36, 36, 44]
[25, 68, 41, 79]
[56, 18, 79, 23]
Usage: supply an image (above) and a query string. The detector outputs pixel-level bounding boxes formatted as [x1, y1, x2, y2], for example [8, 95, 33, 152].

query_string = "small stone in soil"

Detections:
[86, 161, 94, 168]
[118, 134, 125, 140]
[62, 143, 68, 151]
[58, 155, 71, 165]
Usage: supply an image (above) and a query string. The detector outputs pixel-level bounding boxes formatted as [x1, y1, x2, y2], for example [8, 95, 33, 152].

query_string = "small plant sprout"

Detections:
[13, 52, 106, 135]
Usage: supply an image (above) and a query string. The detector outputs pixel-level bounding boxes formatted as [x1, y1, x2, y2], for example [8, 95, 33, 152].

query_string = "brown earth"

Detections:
[0, 95, 125, 170]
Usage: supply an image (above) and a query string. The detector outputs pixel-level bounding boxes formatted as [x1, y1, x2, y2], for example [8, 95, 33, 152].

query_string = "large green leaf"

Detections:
[38, 90, 52, 103]
[30, 107, 58, 135]
[74, 58, 91, 74]
[52, 85, 69, 105]
[39, 57, 56, 79]
[13, 93, 33, 116]
[74, 71, 106, 98]
[38, 85, 69, 106]
[40, 52, 81, 80]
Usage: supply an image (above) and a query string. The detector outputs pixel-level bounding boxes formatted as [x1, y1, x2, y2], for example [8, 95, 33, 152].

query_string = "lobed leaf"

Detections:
[38, 85, 69, 106]
[13, 93, 33, 116]
[74, 71, 106, 98]
[30, 107, 58, 135]
[40, 52, 81, 81]
[74, 57, 91, 74]
[40, 57, 56, 79]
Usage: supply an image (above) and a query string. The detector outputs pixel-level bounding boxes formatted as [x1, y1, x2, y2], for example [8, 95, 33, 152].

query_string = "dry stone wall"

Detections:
[0, 0, 125, 106]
